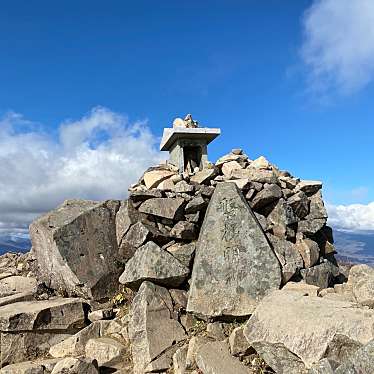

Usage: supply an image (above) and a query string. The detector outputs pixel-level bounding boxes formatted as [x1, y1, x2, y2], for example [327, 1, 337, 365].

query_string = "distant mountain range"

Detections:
[334, 229, 374, 266]
[0, 235, 31, 255]
[1, 229, 373, 266]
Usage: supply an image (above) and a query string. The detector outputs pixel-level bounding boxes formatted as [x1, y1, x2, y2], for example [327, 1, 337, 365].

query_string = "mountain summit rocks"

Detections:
[3, 141, 370, 374]
[187, 182, 281, 317]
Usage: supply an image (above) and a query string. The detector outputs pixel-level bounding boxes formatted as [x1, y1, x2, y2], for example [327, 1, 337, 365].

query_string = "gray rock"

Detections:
[308, 359, 335, 374]
[255, 213, 269, 231]
[0, 276, 37, 298]
[347, 264, 374, 306]
[300, 261, 339, 288]
[251, 184, 282, 210]
[306, 191, 328, 220]
[288, 191, 310, 219]
[187, 182, 281, 317]
[296, 239, 320, 268]
[229, 326, 250, 356]
[85, 337, 126, 368]
[88, 308, 114, 322]
[170, 221, 198, 240]
[335, 339, 374, 374]
[143, 169, 175, 189]
[267, 198, 298, 227]
[244, 290, 374, 368]
[185, 195, 208, 213]
[130, 189, 163, 202]
[128, 281, 186, 374]
[206, 322, 227, 340]
[323, 334, 363, 365]
[119, 241, 190, 289]
[175, 180, 194, 194]
[173, 345, 188, 374]
[196, 341, 250, 374]
[298, 218, 327, 235]
[296, 180, 322, 196]
[51, 357, 98, 374]
[186, 336, 211, 370]
[0, 298, 87, 332]
[166, 242, 196, 267]
[190, 169, 217, 184]
[185, 211, 200, 223]
[252, 341, 307, 374]
[0, 359, 60, 374]
[169, 289, 188, 310]
[232, 168, 278, 184]
[119, 221, 168, 260]
[268, 235, 303, 283]
[30, 199, 121, 299]
[138, 197, 185, 220]
[198, 185, 215, 197]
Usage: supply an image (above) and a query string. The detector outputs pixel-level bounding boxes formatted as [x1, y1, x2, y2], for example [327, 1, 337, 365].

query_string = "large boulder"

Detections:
[0, 298, 88, 366]
[187, 182, 281, 317]
[30, 199, 121, 299]
[244, 290, 374, 368]
[128, 281, 186, 374]
[138, 197, 185, 220]
[119, 241, 190, 289]
[347, 264, 374, 306]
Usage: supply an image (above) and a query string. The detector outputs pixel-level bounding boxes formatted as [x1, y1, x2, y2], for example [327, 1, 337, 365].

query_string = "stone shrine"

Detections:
[160, 114, 221, 173]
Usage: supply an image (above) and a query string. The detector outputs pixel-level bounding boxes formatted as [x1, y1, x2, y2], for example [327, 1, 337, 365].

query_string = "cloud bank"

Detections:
[327, 202, 374, 231]
[301, 0, 374, 95]
[0, 107, 163, 236]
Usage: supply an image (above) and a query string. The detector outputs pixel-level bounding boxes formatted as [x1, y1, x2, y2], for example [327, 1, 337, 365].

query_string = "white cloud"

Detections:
[327, 202, 374, 231]
[301, 0, 374, 94]
[0, 107, 164, 235]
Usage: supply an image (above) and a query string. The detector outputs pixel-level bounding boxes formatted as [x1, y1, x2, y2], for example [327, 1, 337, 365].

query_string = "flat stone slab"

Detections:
[160, 127, 221, 151]
[0, 298, 87, 331]
[187, 182, 281, 317]
[244, 290, 374, 368]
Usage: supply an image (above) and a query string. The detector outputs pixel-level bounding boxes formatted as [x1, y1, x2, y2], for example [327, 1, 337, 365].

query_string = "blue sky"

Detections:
[1, 0, 374, 235]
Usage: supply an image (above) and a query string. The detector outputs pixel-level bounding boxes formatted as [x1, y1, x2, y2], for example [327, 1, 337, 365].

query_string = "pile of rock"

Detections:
[1, 149, 373, 374]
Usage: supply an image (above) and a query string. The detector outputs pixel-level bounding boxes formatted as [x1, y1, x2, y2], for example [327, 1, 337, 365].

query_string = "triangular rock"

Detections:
[187, 182, 281, 317]
[119, 241, 190, 289]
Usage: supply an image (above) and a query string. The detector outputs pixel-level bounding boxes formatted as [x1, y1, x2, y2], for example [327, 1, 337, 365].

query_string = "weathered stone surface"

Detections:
[298, 218, 326, 235]
[227, 178, 251, 190]
[166, 242, 196, 267]
[170, 221, 198, 240]
[347, 264, 374, 306]
[185, 195, 207, 213]
[0, 292, 35, 307]
[323, 334, 363, 366]
[85, 337, 126, 367]
[30, 199, 121, 299]
[186, 336, 211, 370]
[175, 180, 194, 194]
[130, 189, 163, 202]
[0, 276, 37, 298]
[252, 341, 307, 374]
[196, 341, 250, 374]
[0, 298, 87, 331]
[296, 180, 322, 196]
[268, 235, 303, 283]
[300, 260, 339, 288]
[190, 169, 216, 184]
[138, 197, 185, 220]
[335, 339, 374, 374]
[187, 182, 281, 317]
[206, 322, 226, 340]
[119, 241, 190, 289]
[173, 345, 188, 374]
[128, 281, 186, 374]
[51, 357, 98, 374]
[267, 198, 298, 227]
[169, 289, 188, 310]
[251, 156, 271, 169]
[0, 359, 60, 374]
[288, 191, 310, 219]
[229, 326, 250, 356]
[282, 282, 320, 296]
[222, 161, 243, 176]
[296, 239, 320, 268]
[306, 191, 327, 220]
[251, 184, 282, 210]
[244, 290, 374, 368]
[88, 308, 114, 322]
[308, 359, 335, 374]
[143, 169, 175, 189]
[119, 221, 168, 260]
[0, 331, 72, 366]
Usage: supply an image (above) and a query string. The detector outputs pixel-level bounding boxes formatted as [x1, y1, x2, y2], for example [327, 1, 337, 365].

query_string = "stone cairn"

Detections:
[1, 116, 374, 374]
